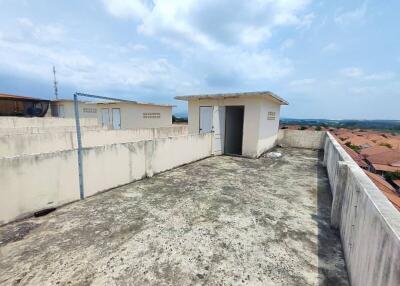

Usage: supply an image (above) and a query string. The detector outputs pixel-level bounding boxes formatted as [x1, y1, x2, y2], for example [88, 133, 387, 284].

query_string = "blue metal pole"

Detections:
[73, 93, 84, 200]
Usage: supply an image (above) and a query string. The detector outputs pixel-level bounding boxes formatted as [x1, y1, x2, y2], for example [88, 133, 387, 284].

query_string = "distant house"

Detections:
[0, 93, 49, 117]
[50, 99, 173, 130]
[360, 145, 390, 157]
[344, 136, 375, 149]
[175, 91, 288, 158]
[365, 150, 400, 175]
[342, 144, 369, 169]
[364, 170, 400, 210]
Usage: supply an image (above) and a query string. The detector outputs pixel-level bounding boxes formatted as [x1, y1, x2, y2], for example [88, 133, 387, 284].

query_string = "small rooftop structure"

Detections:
[50, 98, 174, 130]
[175, 91, 288, 158]
[0, 93, 49, 117]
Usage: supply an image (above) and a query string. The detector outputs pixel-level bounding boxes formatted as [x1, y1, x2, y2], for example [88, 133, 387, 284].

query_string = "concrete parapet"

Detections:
[277, 129, 326, 149]
[324, 132, 400, 286]
[0, 132, 211, 225]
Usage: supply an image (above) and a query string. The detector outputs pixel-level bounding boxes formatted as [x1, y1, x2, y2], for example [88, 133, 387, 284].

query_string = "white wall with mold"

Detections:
[0, 125, 188, 157]
[277, 129, 326, 149]
[0, 117, 99, 129]
[0, 133, 212, 225]
[323, 132, 400, 286]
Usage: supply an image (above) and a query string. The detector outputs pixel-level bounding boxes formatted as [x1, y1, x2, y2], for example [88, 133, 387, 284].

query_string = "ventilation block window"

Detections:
[267, 111, 276, 120]
[143, 112, 161, 119]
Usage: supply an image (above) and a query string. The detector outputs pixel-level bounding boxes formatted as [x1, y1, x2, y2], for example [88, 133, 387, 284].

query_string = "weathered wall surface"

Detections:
[324, 132, 400, 286]
[0, 117, 98, 129]
[0, 126, 188, 157]
[0, 132, 211, 225]
[277, 129, 326, 149]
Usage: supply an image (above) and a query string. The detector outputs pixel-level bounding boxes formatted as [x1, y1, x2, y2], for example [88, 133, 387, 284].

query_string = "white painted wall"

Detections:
[0, 133, 212, 225]
[256, 99, 281, 156]
[277, 129, 326, 149]
[0, 126, 188, 157]
[187, 96, 281, 157]
[323, 132, 400, 286]
[0, 116, 98, 128]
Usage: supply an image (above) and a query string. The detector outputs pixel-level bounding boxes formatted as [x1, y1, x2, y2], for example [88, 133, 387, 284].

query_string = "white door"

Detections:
[112, 108, 121, 129]
[199, 106, 213, 134]
[101, 108, 110, 128]
[212, 106, 225, 155]
[58, 105, 65, 118]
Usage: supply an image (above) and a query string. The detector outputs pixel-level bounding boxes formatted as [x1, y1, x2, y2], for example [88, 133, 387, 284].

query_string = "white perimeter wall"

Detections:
[0, 116, 98, 128]
[277, 129, 326, 149]
[324, 132, 400, 286]
[0, 132, 212, 225]
[0, 126, 188, 157]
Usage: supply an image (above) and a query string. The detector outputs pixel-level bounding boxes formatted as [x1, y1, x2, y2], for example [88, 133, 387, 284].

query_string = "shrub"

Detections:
[315, 126, 322, 131]
[379, 143, 392, 149]
[299, 126, 308, 130]
[384, 171, 400, 181]
[345, 142, 361, 153]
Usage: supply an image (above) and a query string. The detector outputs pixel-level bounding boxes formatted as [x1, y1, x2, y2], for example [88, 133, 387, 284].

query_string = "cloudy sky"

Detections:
[0, 0, 399, 119]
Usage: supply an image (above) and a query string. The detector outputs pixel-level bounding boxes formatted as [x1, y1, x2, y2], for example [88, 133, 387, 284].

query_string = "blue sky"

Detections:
[0, 0, 399, 119]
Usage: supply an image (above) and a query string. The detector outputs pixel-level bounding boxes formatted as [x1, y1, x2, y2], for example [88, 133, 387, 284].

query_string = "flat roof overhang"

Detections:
[175, 91, 289, 105]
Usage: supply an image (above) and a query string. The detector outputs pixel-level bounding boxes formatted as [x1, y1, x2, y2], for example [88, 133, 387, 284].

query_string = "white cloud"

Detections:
[103, 0, 313, 48]
[340, 67, 396, 81]
[101, 0, 151, 19]
[334, 2, 367, 25]
[289, 78, 315, 86]
[0, 18, 197, 94]
[322, 42, 339, 53]
[340, 67, 364, 78]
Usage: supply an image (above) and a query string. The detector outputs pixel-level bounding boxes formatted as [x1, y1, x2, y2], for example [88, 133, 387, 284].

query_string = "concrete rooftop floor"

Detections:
[0, 148, 349, 286]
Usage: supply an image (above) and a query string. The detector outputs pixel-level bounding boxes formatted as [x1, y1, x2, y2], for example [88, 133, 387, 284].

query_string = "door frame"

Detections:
[111, 108, 121, 129]
[223, 105, 245, 156]
[198, 105, 213, 133]
[101, 108, 110, 128]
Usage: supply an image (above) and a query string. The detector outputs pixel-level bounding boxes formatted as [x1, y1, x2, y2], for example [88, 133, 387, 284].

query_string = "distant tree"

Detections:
[384, 171, 400, 181]
[315, 126, 322, 131]
[281, 126, 288, 129]
[345, 142, 361, 153]
[299, 126, 308, 130]
[379, 143, 393, 149]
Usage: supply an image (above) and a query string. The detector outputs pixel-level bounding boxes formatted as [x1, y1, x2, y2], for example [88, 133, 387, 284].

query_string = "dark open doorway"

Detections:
[224, 106, 244, 156]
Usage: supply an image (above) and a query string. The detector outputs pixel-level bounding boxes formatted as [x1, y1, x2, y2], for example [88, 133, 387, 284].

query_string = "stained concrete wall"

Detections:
[277, 129, 326, 149]
[0, 117, 98, 129]
[324, 132, 400, 286]
[0, 132, 212, 225]
[0, 126, 188, 157]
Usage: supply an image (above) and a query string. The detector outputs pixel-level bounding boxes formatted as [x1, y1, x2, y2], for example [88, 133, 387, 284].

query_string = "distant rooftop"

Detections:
[52, 99, 175, 107]
[0, 93, 49, 102]
[175, 91, 289, 105]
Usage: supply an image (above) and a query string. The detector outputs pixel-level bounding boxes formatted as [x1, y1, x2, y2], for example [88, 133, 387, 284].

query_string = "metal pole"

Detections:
[73, 93, 84, 200]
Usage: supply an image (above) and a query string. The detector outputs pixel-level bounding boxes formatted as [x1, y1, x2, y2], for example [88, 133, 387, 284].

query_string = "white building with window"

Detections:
[175, 91, 288, 158]
[50, 100, 173, 130]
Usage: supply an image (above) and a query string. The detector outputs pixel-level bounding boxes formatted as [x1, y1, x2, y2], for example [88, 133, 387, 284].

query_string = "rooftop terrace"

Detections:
[0, 148, 349, 285]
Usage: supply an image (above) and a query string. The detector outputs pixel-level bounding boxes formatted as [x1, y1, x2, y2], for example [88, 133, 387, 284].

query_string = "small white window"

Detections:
[83, 107, 97, 113]
[267, 111, 276, 120]
[143, 112, 161, 119]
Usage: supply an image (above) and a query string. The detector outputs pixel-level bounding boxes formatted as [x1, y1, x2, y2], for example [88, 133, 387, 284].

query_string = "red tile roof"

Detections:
[371, 164, 400, 173]
[344, 136, 375, 148]
[364, 171, 400, 210]
[341, 144, 369, 168]
[360, 145, 391, 157]
[366, 150, 400, 165]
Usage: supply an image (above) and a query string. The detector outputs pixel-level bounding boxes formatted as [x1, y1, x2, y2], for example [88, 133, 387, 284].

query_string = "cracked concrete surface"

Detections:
[0, 148, 349, 285]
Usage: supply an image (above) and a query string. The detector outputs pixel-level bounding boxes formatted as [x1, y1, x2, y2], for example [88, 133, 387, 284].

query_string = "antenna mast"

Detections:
[53, 65, 58, 99]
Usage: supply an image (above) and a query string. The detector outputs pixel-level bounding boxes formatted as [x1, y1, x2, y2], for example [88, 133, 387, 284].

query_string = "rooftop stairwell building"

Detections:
[175, 91, 288, 158]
